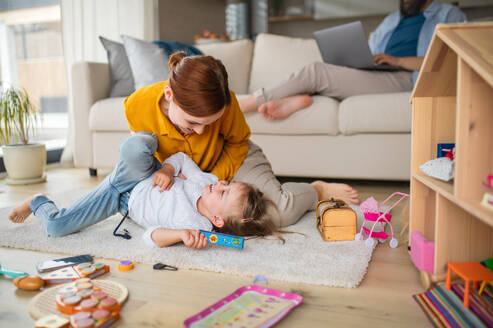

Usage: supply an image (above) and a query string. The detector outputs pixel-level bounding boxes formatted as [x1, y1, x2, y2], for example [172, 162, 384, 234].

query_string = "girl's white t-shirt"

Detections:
[128, 152, 217, 247]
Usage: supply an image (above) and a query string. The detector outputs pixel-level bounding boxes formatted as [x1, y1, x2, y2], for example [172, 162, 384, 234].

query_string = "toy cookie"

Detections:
[70, 309, 120, 328]
[13, 275, 45, 291]
[56, 278, 122, 315]
[34, 314, 70, 328]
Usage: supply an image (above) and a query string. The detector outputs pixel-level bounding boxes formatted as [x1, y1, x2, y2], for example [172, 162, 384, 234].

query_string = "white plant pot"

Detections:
[2, 143, 47, 185]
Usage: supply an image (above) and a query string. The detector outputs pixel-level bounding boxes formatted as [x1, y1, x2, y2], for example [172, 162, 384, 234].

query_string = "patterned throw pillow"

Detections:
[420, 157, 454, 182]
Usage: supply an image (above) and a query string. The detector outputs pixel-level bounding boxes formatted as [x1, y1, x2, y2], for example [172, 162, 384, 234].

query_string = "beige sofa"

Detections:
[72, 33, 412, 180]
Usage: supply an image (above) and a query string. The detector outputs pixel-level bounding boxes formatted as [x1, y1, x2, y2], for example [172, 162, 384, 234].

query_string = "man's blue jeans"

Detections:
[30, 132, 161, 237]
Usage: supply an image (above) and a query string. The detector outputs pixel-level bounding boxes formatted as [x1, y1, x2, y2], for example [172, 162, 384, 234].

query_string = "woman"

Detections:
[124, 51, 360, 227]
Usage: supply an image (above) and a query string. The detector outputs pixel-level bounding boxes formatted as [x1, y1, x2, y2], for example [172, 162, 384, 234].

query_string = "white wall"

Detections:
[60, 0, 157, 164]
[158, 0, 225, 43]
[314, 0, 493, 19]
[315, 0, 397, 19]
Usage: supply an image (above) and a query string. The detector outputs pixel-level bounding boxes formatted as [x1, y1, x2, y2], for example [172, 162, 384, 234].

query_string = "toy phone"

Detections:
[200, 230, 244, 249]
[36, 254, 93, 273]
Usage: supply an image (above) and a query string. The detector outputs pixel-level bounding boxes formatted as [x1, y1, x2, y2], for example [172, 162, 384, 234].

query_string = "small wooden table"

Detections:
[445, 262, 493, 308]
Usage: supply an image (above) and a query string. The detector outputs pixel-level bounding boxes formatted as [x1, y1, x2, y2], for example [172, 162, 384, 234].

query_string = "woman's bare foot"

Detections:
[311, 181, 360, 205]
[258, 95, 312, 120]
[8, 194, 42, 223]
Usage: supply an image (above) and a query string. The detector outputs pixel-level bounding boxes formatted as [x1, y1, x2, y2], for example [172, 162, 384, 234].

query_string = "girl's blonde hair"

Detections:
[216, 183, 283, 242]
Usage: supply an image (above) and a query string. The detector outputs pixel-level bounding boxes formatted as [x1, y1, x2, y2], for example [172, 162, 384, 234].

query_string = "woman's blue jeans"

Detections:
[30, 132, 161, 237]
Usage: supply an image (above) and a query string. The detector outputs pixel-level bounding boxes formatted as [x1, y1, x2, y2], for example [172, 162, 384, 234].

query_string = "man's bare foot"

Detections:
[258, 95, 312, 120]
[8, 194, 42, 223]
[311, 181, 360, 205]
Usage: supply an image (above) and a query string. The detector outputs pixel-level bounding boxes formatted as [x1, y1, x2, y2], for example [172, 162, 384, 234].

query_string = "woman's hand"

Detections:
[181, 230, 208, 249]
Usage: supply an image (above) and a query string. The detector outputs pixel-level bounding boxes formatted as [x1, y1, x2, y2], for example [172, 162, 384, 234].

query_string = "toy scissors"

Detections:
[153, 263, 178, 271]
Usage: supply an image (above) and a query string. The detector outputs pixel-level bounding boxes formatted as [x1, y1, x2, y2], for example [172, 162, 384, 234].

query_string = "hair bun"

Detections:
[168, 51, 187, 70]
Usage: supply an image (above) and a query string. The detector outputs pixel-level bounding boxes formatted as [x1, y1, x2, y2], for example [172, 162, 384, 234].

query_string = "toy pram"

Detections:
[355, 192, 409, 248]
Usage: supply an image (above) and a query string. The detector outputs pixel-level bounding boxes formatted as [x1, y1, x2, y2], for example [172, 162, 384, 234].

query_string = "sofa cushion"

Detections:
[122, 35, 170, 90]
[99, 36, 135, 97]
[242, 95, 339, 135]
[89, 97, 129, 132]
[196, 39, 253, 95]
[338, 92, 412, 135]
[248, 34, 323, 94]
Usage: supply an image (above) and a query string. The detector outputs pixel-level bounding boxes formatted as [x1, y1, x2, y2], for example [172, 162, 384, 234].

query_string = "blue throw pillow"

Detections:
[153, 41, 203, 57]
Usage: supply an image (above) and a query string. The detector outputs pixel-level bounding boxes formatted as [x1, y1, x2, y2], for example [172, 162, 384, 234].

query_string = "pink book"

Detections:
[183, 285, 303, 328]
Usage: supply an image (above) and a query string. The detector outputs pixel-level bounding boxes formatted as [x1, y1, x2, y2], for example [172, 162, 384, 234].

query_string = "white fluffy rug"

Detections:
[0, 191, 376, 288]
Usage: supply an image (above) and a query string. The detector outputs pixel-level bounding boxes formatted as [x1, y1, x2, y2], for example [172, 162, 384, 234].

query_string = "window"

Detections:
[0, 0, 67, 163]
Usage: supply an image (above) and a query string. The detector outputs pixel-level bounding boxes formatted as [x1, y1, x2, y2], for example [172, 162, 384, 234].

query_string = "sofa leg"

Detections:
[89, 168, 98, 177]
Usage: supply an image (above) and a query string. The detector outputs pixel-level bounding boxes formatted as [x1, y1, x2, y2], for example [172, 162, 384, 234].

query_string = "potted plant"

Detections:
[0, 85, 46, 184]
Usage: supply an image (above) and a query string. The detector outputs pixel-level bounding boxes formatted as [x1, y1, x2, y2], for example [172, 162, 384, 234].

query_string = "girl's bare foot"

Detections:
[311, 181, 360, 205]
[258, 95, 312, 120]
[8, 194, 42, 223]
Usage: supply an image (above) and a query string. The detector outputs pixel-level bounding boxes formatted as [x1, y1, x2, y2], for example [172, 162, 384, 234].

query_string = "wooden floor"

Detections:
[0, 167, 430, 327]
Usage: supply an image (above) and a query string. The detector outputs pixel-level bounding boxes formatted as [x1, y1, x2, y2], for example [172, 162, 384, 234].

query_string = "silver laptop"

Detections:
[313, 21, 398, 71]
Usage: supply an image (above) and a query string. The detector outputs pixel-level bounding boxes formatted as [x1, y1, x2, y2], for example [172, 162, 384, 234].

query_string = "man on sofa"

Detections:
[239, 0, 466, 120]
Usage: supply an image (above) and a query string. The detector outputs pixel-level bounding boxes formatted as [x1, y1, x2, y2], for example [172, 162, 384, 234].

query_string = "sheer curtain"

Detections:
[60, 0, 157, 165]
[0, 2, 67, 149]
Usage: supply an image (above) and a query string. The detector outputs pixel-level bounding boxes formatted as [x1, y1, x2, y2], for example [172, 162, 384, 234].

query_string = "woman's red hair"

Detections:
[168, 51, 231, 117]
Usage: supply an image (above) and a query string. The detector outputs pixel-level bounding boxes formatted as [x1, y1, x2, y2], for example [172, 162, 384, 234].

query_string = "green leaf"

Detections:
[0, 85, 39, 145]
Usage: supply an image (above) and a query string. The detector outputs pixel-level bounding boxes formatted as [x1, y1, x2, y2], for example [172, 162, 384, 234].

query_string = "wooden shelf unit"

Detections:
[410, 22, 493, 277]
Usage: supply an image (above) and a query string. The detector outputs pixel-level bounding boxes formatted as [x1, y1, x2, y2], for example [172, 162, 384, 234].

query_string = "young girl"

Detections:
[8, 133, 279, 249]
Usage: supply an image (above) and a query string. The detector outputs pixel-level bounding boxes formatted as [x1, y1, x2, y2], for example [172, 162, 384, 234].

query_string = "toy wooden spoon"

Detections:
[13, 275, 45, 291]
